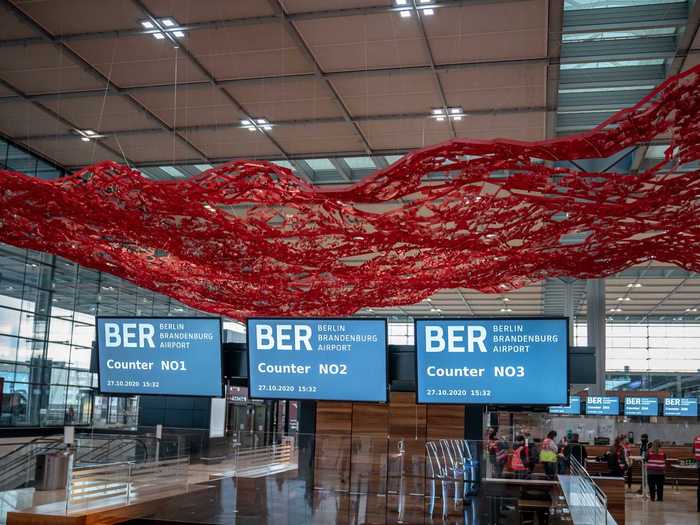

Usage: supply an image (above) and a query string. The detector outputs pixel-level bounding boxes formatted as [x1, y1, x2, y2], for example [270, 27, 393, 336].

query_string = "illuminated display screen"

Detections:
[585, 396, 620, 415]
[247, 318, 387, 402]
[415, 318, 568, 404]
[663, 398, 698, 417]
[97, 317, 222, 396]
[550, 396, 581, 415]
[624, 397, 659, 416]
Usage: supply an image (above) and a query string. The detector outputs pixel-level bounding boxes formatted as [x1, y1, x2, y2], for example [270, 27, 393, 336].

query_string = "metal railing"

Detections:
[0, 437, 63, 491]
[67, 457, 189, 508]
[561, 456, 609, 525]
[230, 439, 296, 478]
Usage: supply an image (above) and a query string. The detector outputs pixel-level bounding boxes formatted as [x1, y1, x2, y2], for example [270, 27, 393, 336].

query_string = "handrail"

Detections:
[0, 436, 61, 462]
[566, 456, 609, 525]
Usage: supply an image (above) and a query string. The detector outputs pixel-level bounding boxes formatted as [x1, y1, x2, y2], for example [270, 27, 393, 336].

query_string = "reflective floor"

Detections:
[626, 487, 700, 525]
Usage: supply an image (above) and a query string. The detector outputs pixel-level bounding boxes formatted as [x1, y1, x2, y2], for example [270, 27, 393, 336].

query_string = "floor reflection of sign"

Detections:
[227, 386, 248, 403]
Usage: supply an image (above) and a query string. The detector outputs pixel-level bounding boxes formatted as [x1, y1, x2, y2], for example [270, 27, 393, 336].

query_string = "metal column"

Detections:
[587, 279, 606, 394]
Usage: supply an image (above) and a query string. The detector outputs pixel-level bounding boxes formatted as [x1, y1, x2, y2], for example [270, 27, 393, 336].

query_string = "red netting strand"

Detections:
[2, 66, 700, 320]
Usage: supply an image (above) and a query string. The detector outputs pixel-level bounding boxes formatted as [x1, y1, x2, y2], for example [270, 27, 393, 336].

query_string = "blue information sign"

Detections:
[624, 397, 659, 416]
[664, 398, 698, 417]
[247, 318, 387, 402]
[414, 318, 568, 405]
[585, 396, 619, 415]
[550, 396, 581, 415]
[96, 317, 222, 396]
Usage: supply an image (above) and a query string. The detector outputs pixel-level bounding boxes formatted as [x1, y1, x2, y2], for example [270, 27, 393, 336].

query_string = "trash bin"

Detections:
[35, 452, 71, 491]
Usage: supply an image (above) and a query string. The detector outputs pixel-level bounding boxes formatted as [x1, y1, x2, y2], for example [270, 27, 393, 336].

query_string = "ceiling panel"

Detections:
[185, 128, 283, 159]
[270, 122, 367, 155]
[283, 0, 391, 13]
[439, 63, 547, 111]
[14, 0, 145, 35]
[67, 36, 209, 87]
[0, 6, 41, 39]
[0, 43, 106, 94]
[183, 24, 314, 80]
[224, 77, 344, 121]
[143, 0, 275, 22]
[42, 94, 158, 132]
[332, 70, 440, 116]
[359, 117, 452, 150]
[131, 84, 245, 127]
[0, 100, 69, 137]
[99, 131, 199, 163]
[452, 111, 547, 141]
[425, 1, 547, 64]
[294, 12, 430, 71]
[22, 136, 120, 167]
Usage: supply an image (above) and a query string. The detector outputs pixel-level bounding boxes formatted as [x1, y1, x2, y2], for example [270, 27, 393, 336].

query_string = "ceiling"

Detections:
[0, 0, 698, 323]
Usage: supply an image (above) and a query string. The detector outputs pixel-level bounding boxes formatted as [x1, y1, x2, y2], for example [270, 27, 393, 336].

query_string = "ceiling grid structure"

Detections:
[0, 0, 698, 323]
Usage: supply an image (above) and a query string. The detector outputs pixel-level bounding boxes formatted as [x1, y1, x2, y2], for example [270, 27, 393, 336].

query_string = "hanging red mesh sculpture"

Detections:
[1, 65, 700, 320]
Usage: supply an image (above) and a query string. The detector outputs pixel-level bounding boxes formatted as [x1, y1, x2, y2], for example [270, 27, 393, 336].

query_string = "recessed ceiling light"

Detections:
[432, 108, 444, 115]
[449, 107, 462, 114]
[141, 21, 155, 29]
[400, 10, 411, 18]
[256, 119, 268, 125]
[503, 297, 510, 302]
[161, 18, 176, 27]
[626, 283, 642, 288]
[241, 120, 251, 126]
[436, 116, 445, 121]
[80, 137, 90, 142]
[246, 126, 256, 131]
[84, 130, 96, 136]
[617, 297, 624, 301]
[395, 0, 408, 5]
[422, 8, 434, 15]
[153, 32, 165, 40]
[453, 115, 462, 121]
[262, 125, 272, 131]
[173, 31, 185, 38]
[419, 0, 431, 3]
[430, 307, 442, 313]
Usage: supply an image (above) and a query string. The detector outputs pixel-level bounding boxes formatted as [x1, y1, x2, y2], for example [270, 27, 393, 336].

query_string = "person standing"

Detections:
[487, 427, 508, 478]
[512, 435, 530, 479]
[540, 431, 559, 480]
[646, 440, 666, 502]
[607, 437, 627, 478]
[563, 433, 588, 471]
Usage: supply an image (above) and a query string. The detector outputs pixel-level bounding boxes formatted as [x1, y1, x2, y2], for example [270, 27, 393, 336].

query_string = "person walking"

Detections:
[646, 440, 666, 502]
[487, 427, 508, 478]
[540, 430, 559, 480]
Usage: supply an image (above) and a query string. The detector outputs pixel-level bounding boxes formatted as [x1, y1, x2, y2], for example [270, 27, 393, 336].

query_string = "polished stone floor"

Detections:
[626, 487, 700, 525]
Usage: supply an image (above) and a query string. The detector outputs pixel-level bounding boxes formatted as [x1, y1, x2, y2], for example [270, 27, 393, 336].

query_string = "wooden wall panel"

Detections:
[314, 402, 352, 491]
[351, 403, 389, 494]
[426, 404, 465, 439]
[594, 477, 625, 525]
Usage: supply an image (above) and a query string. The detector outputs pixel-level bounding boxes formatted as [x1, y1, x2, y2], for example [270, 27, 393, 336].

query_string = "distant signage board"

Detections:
[96, 317, 222, 396]
[624, 397, 659, 417]
[414, 318, 568, 405]
[550, 396, 581, 415]
[663, 397, 698, 417]
[246, 318, 387, 402]
[585, 396, 619, 415]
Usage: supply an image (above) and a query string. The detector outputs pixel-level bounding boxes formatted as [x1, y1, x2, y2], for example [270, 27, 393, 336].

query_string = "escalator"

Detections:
[0, 437, 63, 491]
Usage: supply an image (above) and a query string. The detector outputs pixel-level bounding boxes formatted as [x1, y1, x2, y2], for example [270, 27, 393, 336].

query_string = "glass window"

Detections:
[0, 335, 18, 361]
[0, 308, 20, 337]
[47, 342, 71, 363]
[48, 317, 73, 344]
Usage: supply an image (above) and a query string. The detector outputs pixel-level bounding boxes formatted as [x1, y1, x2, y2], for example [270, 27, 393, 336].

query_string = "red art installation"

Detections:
[1, 65, 700, 320]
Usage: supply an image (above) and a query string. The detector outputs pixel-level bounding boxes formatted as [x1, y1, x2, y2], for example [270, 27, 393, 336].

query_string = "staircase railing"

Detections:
[0, 438, 63, 491]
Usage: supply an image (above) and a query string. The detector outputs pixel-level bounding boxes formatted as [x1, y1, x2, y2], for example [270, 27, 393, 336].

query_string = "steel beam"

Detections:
[266, 0, 373, 155]
[587, 278, 606, 394]
[0, 0, 520, 48]
[546, 0, 564, 139]
[11, 106, 548, 142]
[1, 0, 209, 163]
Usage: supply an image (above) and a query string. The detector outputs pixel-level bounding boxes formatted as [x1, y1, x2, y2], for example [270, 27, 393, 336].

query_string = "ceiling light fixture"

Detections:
[153, 32, 165, 40]
[160, 18, 176, 27]
[400, 10, 411, 17]
[75, 129, 106, 141]
[430, 107, 465, 120]
[685, 308, 698, 313]
[422, 8, 434, 15]
[173, 31, 185, 38]
[430, 307, 442, 313]
[241, 118, 274, 132]
[500, 307, 512, 313]
[141, 21, 155, 29]
[626, 283, 642, 288]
